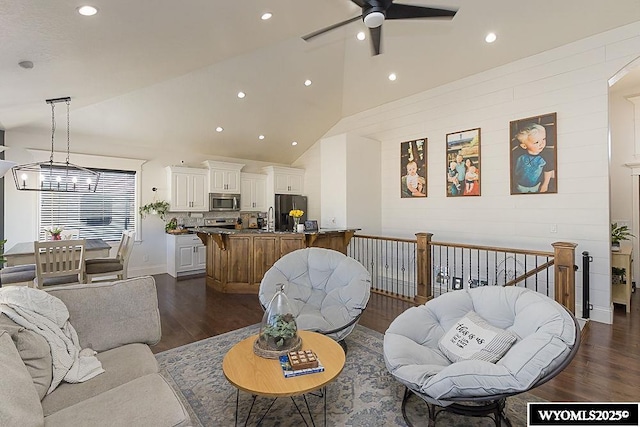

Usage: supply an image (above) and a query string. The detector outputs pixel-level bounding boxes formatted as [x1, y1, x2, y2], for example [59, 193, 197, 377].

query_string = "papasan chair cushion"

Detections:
[384, 286, 579, 407]
[259, 248, 371, 342]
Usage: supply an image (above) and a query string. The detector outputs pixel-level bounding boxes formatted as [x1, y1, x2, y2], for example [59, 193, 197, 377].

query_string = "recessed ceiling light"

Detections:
[237, 91, 246, 99]
[292, 141, 298, 146]
[77, 5, 98, 16]
[485, 32, 497, 43]
[215, 127, 223, 132]
[304, 79, 312, 87]
[388, 73, 397, 81]
[258, 135, 265, 140]
[356, 32, 366, 41]
[261, 12, 272, 20]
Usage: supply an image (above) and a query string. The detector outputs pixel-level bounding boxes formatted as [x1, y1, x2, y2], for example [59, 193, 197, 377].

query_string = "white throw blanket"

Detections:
[0, 286, 104, 394]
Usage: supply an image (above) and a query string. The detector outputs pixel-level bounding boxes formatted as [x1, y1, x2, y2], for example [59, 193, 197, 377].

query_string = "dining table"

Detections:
[3, 238, 112, 267]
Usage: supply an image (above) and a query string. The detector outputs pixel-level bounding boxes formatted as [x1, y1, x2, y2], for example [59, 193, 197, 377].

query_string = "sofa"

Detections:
[0, 276, 191, 427]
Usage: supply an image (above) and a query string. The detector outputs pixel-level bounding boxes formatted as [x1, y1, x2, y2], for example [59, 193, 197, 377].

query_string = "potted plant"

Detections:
[45, 226, 64, 240]
[611, 222, 634, 251]
[612, 266, 626, 284]
[139, 200, 170, 221]
[260, 313, 298, 349]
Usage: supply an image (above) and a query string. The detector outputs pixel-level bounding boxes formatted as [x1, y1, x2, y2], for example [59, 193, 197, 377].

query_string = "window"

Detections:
[39, 168, 136, 241]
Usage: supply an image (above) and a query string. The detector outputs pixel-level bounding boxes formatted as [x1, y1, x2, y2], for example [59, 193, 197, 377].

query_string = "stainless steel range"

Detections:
[203, 217, 237, 229]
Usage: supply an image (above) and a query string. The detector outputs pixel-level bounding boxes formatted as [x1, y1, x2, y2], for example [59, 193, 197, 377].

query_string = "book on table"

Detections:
[279, 350, 325, 378]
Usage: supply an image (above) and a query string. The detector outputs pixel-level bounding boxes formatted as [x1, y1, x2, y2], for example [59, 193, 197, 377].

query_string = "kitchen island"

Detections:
[195, 228, 358, 294]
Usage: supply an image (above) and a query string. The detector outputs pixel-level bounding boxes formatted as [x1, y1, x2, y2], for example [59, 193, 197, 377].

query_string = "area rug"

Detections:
[156, 325, 544, 426]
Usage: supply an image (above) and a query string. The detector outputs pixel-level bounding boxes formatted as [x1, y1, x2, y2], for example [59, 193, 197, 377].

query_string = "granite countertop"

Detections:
[194, 227, 359, 235]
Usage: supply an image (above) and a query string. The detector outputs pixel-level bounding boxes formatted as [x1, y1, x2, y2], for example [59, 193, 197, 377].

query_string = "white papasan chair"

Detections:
[258, 248, 371, 351]
[384, 286, 580, 426]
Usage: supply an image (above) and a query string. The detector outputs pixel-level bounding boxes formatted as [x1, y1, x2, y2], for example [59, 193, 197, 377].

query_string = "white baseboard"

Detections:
[587, 305, 613, 324]
[129, 264, 166, 277]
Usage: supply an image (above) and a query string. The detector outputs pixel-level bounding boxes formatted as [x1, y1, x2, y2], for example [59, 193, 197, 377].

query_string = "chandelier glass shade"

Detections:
[11, 97, 100, 192]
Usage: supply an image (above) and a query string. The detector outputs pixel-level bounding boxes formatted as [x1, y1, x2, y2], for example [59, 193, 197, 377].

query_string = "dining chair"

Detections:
[60, 229, 80, 240]
[84, 231, 135, 283]
[34, 239, 86, 288]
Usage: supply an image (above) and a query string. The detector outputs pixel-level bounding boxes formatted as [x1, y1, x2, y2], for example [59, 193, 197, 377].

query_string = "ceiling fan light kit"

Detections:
[302, 0, 457, 56]
[364, 10, 385, 28]
[11, 97, 100, 193]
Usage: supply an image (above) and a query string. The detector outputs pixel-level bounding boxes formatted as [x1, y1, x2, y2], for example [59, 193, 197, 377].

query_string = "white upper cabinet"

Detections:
[240, 173, 267, 211]
[264, 166, 305, 195]
[167, 166, 208, 211]
[203, 161, 244, 194]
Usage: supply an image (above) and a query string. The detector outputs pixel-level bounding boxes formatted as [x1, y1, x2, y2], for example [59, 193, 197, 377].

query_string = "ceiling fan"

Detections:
[302, 0, 458, 56]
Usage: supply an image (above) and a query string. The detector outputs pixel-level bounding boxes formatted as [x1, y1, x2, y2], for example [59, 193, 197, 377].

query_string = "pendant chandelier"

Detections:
[11, 97, 100, 192]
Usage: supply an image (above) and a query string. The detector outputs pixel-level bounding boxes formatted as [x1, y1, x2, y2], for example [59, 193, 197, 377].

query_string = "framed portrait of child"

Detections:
[509, 113, 557, 195]
[445, 128, 481, 197]
[400, 137, 427, 198]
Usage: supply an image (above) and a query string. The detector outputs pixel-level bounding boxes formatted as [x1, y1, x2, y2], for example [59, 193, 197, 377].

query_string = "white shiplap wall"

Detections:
[302, 21, 640, 324]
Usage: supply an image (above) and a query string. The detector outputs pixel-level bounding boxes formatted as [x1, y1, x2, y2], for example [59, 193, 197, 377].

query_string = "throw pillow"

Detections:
[0, 314, 52, 400]
[438, 311, 518, 363]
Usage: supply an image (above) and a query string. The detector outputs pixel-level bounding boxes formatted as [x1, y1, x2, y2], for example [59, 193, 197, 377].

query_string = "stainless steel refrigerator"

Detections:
[275, 194, 307, 232]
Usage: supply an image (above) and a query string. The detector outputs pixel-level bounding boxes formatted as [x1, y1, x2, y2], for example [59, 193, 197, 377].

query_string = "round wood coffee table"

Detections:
[223, 330, 346, 426]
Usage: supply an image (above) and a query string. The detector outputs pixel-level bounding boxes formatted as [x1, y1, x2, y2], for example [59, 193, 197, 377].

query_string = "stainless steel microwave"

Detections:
[209, 193, 240, 211]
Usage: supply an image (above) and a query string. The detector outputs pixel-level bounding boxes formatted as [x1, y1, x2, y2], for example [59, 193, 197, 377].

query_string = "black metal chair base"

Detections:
[337, 339, 348, 355]
[401, 387, 513, 427]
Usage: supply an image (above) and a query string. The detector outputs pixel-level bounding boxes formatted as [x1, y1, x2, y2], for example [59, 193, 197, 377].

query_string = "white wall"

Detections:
[345, 135, 381, 235]
[303, 133, 382, 234]
[304, 21, 640, 324]
[293, 142, 321, 222]
[319, 135, 347, 229]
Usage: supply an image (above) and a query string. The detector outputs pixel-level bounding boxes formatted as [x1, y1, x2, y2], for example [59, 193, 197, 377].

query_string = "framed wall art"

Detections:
[509, 112, 557, 194]
[445, 128, 481, 197]
[400, 137, 427, 198]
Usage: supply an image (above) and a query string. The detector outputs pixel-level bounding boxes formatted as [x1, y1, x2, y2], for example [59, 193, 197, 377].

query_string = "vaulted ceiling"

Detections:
[2, 1, 640, 164]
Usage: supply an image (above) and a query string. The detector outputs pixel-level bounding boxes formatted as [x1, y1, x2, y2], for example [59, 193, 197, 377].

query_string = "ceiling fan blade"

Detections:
[302, 15, 362, 41]
[386, 4, 457, 20]
[370, 26, 382, 56]
[350, 0, 367, 7]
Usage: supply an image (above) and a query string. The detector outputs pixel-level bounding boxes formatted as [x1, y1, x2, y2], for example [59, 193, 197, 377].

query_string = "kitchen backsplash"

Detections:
[171, 211, 266, 228]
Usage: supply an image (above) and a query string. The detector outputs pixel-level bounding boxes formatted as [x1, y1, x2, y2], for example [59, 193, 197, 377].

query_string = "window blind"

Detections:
[39, 167, 136, 241]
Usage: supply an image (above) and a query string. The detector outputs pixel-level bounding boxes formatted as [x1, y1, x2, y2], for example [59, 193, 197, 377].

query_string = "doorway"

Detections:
[609, 57, 640, 320]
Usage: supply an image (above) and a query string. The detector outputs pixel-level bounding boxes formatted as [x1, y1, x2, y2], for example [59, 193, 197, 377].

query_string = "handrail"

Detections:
[353, 234, 417, 244]
[503, 260, 554, 287]
[431, 240, 554, 258]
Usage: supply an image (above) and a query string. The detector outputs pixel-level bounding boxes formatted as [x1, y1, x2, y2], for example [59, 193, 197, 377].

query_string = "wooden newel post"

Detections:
[552, 241, 577, 314]
[415, 233, 433, 306]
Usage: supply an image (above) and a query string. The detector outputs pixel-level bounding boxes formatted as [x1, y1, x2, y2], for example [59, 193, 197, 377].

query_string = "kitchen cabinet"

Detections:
[167, 234, 206, 278]
[264, 166, 304, 195]
[612, 245, 633, 313]
[203, 160, 244, 194]
[167, 166, 208, 211]
[240, 173, 267, 211]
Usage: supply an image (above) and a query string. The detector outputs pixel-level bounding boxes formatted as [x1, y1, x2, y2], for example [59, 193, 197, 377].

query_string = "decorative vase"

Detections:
[293, 217, 300, 232]
[52, 234, 61, 241]
[254, 283, 301, 359]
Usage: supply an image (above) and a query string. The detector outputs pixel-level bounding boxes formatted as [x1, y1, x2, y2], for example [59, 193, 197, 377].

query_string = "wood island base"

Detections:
[197, 230, 356, 294]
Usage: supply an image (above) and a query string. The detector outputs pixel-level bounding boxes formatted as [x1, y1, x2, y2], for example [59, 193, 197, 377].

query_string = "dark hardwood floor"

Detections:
[153, 273, 640, 402]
